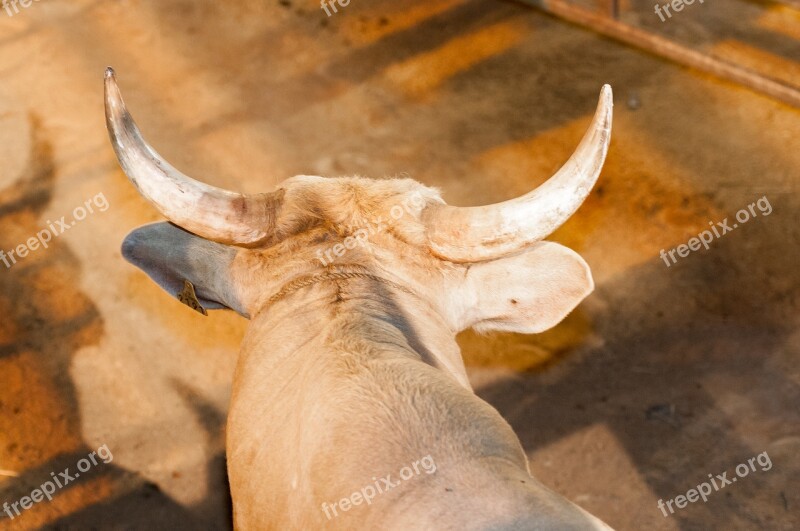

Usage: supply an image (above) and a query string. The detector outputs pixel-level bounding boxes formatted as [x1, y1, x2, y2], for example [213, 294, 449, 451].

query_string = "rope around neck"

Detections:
[265, 270, 417, 307]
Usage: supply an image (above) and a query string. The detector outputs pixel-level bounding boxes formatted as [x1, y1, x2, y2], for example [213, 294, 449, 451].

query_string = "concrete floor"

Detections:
[0, 0, 798, 529]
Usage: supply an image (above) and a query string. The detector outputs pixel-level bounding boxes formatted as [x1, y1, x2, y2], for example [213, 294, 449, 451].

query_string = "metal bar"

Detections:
[515, 0, 800, 108]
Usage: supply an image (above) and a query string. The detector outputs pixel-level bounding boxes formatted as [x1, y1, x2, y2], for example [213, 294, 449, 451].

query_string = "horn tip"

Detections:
[597, 85, 613, 132]
[105, 67, 116, 80]
[600, 84, 613, 104]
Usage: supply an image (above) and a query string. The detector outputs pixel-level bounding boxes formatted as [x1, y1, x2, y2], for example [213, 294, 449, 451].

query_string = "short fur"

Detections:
[123, 175, 611, 530]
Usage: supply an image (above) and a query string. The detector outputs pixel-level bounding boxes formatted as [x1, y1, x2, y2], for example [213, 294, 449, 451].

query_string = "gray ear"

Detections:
[121, 222, 248, 317]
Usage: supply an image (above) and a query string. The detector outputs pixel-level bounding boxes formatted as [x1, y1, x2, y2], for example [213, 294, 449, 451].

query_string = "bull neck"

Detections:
[245, 265, 472, 390]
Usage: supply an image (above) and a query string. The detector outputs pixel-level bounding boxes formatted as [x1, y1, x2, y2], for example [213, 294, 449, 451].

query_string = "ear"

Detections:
[453, 241, 594, 334]
[121, 222, 249, 317]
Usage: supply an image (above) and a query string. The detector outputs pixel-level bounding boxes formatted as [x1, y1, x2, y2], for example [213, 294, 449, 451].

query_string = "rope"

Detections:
[266, 270, 416, 306]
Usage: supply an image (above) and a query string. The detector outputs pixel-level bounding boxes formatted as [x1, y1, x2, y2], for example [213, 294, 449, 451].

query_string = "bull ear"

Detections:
[454, 241, 593, 334]
[121, 222, 248, 317]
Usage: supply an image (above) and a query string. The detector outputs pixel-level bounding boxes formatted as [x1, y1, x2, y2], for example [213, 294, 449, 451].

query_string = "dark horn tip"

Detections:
[105, 67, 116, 79]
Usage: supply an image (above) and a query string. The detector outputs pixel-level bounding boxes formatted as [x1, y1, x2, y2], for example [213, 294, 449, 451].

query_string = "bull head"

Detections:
[107, 67, 612, 335]
[107, 68, 616, 529]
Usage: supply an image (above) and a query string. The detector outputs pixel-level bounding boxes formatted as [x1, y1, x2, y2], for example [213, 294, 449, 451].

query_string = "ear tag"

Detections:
[177, 280, 208, 316]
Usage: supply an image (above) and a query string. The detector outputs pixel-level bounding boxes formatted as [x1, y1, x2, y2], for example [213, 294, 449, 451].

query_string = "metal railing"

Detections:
[514, 0, 800, 107]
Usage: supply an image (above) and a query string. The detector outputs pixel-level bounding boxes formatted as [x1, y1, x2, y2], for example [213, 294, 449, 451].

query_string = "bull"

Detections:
[105, 68, 613, 530]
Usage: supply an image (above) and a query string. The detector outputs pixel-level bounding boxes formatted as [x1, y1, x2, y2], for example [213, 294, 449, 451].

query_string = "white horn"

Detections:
[105, 67, 282, 246]
[423, 85, 613, 263]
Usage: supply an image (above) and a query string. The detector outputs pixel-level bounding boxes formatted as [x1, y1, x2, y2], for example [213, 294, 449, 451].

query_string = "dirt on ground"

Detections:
[0, 0, 798, 529]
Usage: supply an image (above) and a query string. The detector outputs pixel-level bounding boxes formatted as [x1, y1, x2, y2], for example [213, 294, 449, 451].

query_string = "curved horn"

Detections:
[423, 85, 613, 263]
[104, 67, 281, 246]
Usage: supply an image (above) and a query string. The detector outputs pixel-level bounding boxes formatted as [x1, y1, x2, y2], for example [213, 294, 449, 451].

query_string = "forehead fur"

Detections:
[275, 175, 444, 236]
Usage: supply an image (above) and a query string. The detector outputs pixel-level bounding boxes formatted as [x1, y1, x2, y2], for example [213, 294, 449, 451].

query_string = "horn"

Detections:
[422, 85, 613, 263]
[104, 67, 282, 246]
